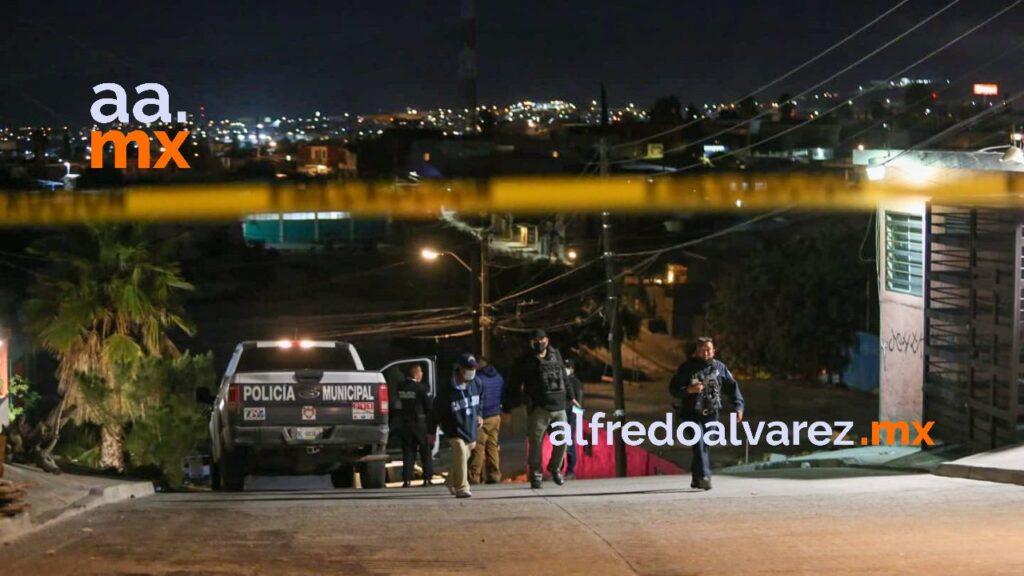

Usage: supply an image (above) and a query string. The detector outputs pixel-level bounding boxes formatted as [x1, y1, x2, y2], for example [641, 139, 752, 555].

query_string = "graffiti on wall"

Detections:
[881, 329, 924, 356]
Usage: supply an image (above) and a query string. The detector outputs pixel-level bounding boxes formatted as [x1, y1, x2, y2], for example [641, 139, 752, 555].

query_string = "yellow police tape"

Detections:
[3, 171, 1024, 224]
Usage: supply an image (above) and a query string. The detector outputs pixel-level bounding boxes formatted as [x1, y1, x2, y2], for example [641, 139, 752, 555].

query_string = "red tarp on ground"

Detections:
[531, 420, 685, 479]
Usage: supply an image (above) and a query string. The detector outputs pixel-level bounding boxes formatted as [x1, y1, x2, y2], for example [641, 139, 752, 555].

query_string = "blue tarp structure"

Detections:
[842, 332, 879, 392]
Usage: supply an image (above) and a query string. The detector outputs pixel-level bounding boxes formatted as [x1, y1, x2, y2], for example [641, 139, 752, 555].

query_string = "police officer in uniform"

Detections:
[669, 337, 744, 491]
[512, 329, 580, 489]
[397, 363, 434, 487]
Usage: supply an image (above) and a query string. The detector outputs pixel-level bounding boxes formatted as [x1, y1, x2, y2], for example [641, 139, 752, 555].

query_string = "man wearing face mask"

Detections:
[669, 337, 745, 491]
[513, 329, 579, 489]
[427, 353, 485, 498]
[563, 358, 584, 480]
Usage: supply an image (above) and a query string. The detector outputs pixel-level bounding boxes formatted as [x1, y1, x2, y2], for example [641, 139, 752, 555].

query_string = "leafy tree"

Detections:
[738, 96, 759, 118]
[708, 220, 869, 378]
[25, 225, 195, 472]
[650, 96, 683, 125]
[478, 109, 498, 134]
[124, 353, 215, 486]
[869, 99, 889, 121]
[904, 83, 932, 117]
[778, 93, 796, 121]
[685, 103, 702, 122]
[8, 375, 40, 421]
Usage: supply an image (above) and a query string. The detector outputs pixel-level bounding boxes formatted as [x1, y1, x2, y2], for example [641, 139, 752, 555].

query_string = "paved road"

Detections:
[2, 472, 1023, 575]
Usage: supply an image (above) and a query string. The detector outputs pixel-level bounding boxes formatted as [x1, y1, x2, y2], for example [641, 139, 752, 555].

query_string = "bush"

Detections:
[708, 219, 871, 379]
[124, 352, 215, 486]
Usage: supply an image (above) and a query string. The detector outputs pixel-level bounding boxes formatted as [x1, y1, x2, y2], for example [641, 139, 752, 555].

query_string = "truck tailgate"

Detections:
[233, 371, 385, 426]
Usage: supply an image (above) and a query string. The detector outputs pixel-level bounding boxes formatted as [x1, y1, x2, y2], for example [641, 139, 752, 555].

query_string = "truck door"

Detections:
[379, 357, 436, 451]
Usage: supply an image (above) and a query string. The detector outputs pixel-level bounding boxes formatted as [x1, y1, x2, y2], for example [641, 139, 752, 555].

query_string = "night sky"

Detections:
[3, 0, 1022, 124]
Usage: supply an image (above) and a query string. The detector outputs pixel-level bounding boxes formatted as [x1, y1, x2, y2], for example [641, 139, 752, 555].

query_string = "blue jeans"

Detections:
[686, 412, 717, 480]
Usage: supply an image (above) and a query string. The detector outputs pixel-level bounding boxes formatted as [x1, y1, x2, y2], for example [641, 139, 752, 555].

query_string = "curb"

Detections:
[0, 481, 154, 545]
[933, 463, 1024, 487]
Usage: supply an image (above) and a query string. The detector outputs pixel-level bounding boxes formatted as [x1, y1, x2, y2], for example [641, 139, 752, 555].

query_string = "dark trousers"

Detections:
[685, 412, 717, 480]
[400, 422, 433, 483]
[566, 422, 578, 474]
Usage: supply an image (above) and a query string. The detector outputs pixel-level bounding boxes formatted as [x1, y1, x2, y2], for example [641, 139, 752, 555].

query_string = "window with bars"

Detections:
[885, 211, 924, 296]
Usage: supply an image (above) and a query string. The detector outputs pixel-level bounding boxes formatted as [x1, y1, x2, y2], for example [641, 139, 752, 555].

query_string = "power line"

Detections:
[494, 209, 792, 330]
[880, 87, 1024, 167]
[612, 0, 962, 166]
[495, 307, 602, 334]
[651, 0, 1022, 175]
[839, 35, 1024, 149]
[609, 0, 915, 152]
[489, 257, 601, 306]
[613, 208, 792, 258]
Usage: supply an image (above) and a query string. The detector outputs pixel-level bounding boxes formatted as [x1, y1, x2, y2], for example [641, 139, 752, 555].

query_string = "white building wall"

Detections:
[877, 199, 927, 423]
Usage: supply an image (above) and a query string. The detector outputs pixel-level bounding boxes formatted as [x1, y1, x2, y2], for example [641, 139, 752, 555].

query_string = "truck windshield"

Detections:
[236, 346, 359, 372]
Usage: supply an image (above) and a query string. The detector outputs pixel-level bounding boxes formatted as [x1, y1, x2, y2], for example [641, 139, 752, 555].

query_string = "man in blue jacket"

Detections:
[668, 337, 745, 491]
[468, 357, 505, 484]
[428, 353, 485, 498]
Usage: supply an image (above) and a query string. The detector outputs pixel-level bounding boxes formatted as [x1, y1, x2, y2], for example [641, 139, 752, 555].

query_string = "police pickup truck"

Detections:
[202, 340, 434, 491]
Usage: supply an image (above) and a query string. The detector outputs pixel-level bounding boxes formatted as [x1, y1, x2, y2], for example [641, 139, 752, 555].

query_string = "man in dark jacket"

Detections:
[427, 353, 485, 498]
[668, 337, 745, 491]
[397, 363, 434, 487]
[468, 357, 504, 484]
[563, 358, 584, 479]
[512, 329, 579, 489]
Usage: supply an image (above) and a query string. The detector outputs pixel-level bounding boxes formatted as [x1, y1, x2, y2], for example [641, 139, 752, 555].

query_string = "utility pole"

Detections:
[479, 233, 491, 358]
[471, 242, 482, 356]
[459, 0, 479, 132]
[599, 138, 627, 478]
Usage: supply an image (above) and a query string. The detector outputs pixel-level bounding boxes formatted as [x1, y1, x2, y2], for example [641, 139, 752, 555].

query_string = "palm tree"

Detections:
[25, 225, 194, 471]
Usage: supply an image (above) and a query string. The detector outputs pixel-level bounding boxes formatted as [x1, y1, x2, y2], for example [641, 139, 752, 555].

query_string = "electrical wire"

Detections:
[649, 0, 1022, 175]
[607, 0, 915, 152]
[489, 257, 601, 305]
[879, 86, 1024, 167]
[613, 208, 792, 258]
[493, 209, 792, 331]
[612, 0, 963, 167]
[495, 307, 603, 333]
[839, 36, 1024, 149]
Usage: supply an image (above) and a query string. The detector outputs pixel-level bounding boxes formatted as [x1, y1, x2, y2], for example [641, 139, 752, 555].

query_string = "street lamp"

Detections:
[421, 246, 488, 356]
[420, 247, 471, 272]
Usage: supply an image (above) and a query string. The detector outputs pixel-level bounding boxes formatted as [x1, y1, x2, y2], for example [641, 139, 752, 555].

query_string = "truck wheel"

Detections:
[331, 465, 355, 489]
[217, 448, 247, 491]
[360, 461, 387, 489]
[210, 459, 221, 490]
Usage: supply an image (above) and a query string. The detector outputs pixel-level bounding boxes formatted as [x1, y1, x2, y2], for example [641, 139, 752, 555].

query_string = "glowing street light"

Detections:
[420, 247, 470, 271]
[420, 245, 485, 354]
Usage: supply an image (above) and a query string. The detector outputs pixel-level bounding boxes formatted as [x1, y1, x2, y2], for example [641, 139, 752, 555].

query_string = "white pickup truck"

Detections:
[202, 340, 433, 491]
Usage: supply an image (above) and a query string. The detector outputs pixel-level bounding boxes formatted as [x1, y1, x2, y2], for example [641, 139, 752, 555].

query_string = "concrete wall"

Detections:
[877, 199, 927, 423]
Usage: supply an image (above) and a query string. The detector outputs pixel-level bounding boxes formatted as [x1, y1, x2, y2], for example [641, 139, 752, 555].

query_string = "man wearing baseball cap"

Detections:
[427, 353, 486, 498]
